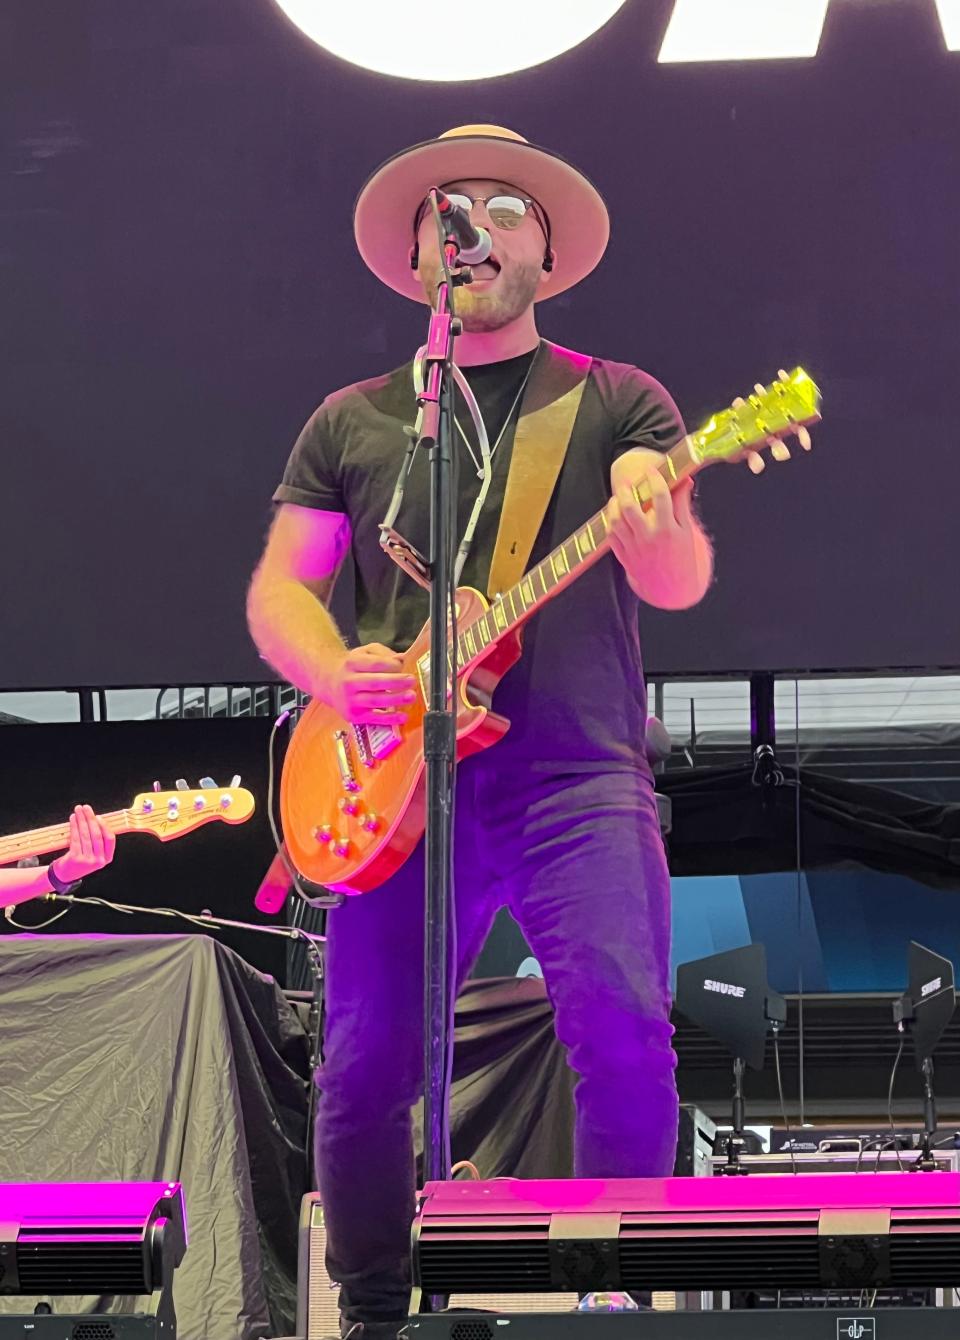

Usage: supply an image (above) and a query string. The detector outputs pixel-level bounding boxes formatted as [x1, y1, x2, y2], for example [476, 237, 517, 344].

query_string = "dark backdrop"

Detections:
[2, 0, 958, 687]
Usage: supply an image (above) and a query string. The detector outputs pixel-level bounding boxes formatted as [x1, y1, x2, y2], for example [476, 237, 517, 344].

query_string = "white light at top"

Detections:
[935, 0, 960, 50]
[271, 0, 629, 82]
[658, 0, 830, 63]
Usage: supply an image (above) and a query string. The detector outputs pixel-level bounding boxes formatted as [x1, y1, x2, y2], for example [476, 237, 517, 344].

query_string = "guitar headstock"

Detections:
[689, 367, 821, 469]
[128, 778, 256, 840]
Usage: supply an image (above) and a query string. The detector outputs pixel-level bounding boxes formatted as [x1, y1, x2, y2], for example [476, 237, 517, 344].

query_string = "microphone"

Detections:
[433, 189, 493, 265]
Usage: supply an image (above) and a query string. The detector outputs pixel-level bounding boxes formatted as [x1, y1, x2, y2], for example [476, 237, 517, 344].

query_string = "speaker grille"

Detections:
[17, 1242, 148, 1295]
[418, 1241, 553, 1294]
[305, 1201, 340, 1340]
[619, 1235, 822, 1290]
[890, 1235, 960, 1285]
[449, 1323, 495, 1340]
[72, 1324, 117, 1340]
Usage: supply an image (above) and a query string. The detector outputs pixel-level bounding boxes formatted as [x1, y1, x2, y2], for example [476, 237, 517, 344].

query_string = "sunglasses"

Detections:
[413, 192, 551, 244]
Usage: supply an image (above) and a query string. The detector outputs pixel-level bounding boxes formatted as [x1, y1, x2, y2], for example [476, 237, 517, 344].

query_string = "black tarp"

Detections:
[416, 977, 575, 1180]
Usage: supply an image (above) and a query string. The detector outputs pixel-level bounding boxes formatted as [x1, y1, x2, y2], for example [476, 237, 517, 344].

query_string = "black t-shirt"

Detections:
[273, 340, 685, 772]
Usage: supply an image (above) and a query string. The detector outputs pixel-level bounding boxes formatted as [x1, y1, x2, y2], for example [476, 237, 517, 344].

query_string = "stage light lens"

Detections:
[935, 0, 960, 50]
[270, 1, 628, 81]
[658, 0, 829, 63]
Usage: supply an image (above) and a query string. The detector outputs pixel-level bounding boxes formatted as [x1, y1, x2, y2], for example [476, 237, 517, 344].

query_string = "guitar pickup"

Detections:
[354, 722, 401, 763]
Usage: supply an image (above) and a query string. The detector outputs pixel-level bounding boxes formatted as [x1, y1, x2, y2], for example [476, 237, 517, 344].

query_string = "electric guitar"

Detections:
[0, 780, 256, 867]
[280, 368, 821, 894]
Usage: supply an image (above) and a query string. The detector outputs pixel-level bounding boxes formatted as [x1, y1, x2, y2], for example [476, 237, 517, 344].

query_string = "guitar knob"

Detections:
[314, 825, 333, 843]
[339, 797, 361, 816]
[333, 839, 350, 858]
[362, 813, 379, 833]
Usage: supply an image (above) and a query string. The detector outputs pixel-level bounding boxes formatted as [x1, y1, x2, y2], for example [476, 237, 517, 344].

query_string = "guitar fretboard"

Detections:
[0, 810, 129, 866]
[451, 434, 700, 669]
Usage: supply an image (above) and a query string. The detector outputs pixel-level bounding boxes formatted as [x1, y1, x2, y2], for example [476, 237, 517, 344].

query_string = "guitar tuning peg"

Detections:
[199, 776, 217, 789]
[747, 451, 766, 475]
[230, 774, 241, 788]
[175, 778, 190, 791]
[797, 425, 812, 451]
[770, 438, 791, 462]
[152, 780, 161, 792]
[754, 383, 766, 396]
[778, 368, 788, 380]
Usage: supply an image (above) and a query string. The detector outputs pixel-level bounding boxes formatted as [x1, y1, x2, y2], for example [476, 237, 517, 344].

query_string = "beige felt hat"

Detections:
[353, 124, 610, 304]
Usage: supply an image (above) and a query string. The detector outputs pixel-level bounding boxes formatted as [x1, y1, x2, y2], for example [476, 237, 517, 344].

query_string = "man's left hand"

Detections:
[49, 805, 117, 885]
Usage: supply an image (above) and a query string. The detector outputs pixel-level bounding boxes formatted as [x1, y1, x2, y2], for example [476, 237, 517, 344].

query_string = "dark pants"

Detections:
[314, 759, 677, 1324]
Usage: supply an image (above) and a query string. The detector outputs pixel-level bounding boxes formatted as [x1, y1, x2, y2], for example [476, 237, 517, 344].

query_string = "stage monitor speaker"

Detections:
[296, 1194, 577, 1339]
[413, 1173, 960, 1295]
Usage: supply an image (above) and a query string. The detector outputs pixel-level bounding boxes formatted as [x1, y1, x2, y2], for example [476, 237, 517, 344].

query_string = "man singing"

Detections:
[248, 125, 713, 1339]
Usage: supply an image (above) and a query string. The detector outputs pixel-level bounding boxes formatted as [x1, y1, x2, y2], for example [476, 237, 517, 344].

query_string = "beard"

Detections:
[420, 254, 541, 331]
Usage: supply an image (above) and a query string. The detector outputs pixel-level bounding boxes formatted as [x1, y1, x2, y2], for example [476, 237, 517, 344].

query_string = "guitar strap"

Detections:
[486, 340, 592, 599]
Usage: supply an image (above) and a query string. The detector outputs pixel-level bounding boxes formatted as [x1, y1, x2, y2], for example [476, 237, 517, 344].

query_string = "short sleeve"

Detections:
[611, 366, 687, 462]
[272, 403, 346, 512]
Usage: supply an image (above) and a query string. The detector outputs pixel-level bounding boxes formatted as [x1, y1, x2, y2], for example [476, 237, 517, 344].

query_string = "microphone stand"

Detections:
[416, 207, 467, 1228]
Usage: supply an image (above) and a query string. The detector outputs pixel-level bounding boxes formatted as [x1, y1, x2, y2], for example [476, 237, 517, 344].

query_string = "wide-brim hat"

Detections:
[353, 124, 610, 304]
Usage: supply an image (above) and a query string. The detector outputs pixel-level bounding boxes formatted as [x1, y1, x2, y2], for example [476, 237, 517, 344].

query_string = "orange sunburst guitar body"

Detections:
[282, 587, 522, 893]
[280, 368, 822, 895]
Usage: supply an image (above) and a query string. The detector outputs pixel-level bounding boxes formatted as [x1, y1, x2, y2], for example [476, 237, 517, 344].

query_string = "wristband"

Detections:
[47, 861, 82, 895]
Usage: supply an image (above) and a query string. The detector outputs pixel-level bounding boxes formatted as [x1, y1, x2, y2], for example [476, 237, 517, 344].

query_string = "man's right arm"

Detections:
[247, 503, 353, 696]
[247, 504, 415, 723]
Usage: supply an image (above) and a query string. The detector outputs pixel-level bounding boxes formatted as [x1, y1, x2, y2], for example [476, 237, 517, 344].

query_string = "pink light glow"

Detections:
[0, 1181, 187, 1244]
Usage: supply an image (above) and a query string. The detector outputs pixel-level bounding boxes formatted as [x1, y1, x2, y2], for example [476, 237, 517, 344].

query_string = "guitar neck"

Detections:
[0, 810, 131, 867]
[454, 434, 702, 666]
